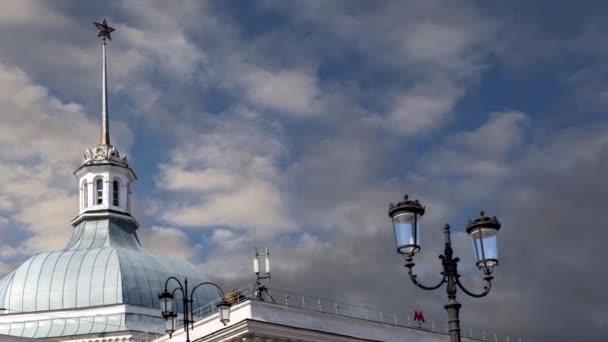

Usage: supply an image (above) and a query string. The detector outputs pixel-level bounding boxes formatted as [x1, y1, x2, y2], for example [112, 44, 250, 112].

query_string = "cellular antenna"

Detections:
[253, 247, 275, 302]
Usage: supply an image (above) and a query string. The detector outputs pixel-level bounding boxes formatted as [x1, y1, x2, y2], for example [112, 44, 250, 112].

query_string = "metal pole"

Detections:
[443, 226, 461, 342]
[184, 278, 190, 342]
[100, 38, 110, 146]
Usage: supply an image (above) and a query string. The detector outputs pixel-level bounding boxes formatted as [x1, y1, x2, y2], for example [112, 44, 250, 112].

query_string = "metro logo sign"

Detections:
[413, 310, 425, 323]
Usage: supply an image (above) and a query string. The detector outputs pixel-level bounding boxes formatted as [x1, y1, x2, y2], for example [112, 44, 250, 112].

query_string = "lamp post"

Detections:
[388, 194, 502, 342]
[159, 277, 231, 342]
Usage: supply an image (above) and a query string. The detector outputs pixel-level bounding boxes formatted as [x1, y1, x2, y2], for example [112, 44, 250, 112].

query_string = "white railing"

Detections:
[135, 285, 529, 342]
[259, 287, 529, 342]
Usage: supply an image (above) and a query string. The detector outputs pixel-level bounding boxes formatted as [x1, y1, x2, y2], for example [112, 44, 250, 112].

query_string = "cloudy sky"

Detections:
[0, 1, 607, 340]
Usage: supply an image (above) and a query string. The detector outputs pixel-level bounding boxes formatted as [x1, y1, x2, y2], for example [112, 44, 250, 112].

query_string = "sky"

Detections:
[0, 1, 606, 341]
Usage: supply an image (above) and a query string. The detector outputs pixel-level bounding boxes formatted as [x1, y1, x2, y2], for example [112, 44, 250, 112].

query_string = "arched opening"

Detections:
[96, 178, 103, 204]
[83, 181, 88, 209]
[113, 179, 120, 206]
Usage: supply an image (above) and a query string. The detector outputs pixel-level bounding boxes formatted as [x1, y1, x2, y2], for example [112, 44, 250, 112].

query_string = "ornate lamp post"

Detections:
[159, 277, 231, 342]
[388, 195, 502, 342]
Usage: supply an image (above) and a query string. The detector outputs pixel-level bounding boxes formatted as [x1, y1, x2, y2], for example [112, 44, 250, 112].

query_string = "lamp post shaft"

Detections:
[184, 278, 190, 342]
[443, 225, 462, 342]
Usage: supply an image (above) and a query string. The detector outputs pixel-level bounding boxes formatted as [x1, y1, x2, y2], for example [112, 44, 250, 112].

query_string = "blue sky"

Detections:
[1, 1, 607, 340]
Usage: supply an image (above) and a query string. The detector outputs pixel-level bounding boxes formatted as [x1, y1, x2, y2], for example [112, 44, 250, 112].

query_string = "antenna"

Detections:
[253, 247, 275, 302]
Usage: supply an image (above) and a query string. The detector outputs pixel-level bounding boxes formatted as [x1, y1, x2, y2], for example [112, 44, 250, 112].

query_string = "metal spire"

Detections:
[94, 19, 115, 146]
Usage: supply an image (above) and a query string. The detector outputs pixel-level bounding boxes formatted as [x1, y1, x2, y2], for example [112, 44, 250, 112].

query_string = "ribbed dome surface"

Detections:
[0, 217, 219, 338]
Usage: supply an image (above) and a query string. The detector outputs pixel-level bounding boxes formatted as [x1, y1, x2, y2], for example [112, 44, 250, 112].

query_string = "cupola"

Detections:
[71, 19, 137, 227]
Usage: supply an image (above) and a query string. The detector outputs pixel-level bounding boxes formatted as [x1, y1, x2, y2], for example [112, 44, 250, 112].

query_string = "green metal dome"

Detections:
[0, 217, 219, 338]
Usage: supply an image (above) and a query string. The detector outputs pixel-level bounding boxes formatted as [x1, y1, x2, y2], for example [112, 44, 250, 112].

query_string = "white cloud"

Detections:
[266, 1, 497, 135]
[402, 21, 480, 65]
[118, 24, 205, 81]
[386, 80, 464, 136]
[139, 226, 199, 261]
[236, 67, 321, 117]
[420, 111, 529, 179]
[157, 119, 294, 234]
[0, 262, 12, 277]
[0, 62, 132, 255]
[0, 0, 68, 26]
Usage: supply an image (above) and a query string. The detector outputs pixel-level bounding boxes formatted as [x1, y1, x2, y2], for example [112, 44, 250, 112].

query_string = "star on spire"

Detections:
[94, 19, 115, 41]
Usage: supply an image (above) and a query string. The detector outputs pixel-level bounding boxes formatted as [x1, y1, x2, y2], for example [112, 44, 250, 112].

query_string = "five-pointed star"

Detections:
[94, 19, 115, 41]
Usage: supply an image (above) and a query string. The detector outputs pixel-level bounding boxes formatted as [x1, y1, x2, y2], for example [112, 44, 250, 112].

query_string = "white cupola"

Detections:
[71, 21, 137, 226]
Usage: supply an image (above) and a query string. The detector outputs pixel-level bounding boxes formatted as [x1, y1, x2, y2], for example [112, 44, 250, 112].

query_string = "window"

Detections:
[96, 178, 103, 204]
[83, 181, 88, 209]
[113, 180, 119, 206]
[127, 184, 131, 211]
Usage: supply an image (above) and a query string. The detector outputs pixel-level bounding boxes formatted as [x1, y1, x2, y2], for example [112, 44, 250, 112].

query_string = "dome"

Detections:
[0, 217, 219, 338]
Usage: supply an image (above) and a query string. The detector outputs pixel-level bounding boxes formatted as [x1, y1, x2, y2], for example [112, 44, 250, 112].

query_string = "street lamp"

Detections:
[159, 277, 231, 342]
[388, 194, 502, 342]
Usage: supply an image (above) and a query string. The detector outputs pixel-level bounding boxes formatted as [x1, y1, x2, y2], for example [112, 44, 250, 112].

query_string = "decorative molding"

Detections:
[83, 144, 128, 166]
[70, 209, 139, 228]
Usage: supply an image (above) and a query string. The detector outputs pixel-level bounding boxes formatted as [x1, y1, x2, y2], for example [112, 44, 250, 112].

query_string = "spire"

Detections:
[81, 19, 128, 166]
[94, 19, 115, 146]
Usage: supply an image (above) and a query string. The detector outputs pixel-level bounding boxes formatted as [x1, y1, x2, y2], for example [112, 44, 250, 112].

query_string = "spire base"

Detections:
[83, 144, 128, 166]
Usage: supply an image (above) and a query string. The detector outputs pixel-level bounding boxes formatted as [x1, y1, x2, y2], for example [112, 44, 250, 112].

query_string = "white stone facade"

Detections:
[151, 300, 479, 342]
[76, 166, 133, 214]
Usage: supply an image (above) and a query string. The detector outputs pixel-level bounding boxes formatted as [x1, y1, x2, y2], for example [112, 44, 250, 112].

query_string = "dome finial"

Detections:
[94, 18, 115, 146]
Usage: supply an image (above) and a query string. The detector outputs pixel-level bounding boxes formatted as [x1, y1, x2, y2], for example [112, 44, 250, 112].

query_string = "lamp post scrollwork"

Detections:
[388, 194, 502, 342]
[159, 277, 231, 342]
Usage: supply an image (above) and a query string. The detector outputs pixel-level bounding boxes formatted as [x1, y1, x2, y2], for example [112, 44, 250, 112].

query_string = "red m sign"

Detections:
[414, 310, 425, 323]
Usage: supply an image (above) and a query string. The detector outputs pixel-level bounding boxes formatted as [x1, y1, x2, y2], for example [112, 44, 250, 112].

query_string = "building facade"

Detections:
[147, 297, 481, 342]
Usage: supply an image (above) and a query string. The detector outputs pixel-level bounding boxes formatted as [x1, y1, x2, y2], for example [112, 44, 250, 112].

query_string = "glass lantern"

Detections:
[466, 211, 501, 275]
[388, 194, 425, 256]
[164, 312, 177, 336]
[217, 299, 231, 326]
[159, 291, 175, 319]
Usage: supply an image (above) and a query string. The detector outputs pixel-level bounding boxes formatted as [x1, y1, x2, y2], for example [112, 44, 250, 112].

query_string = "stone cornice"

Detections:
[70, 209, 139, 228]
